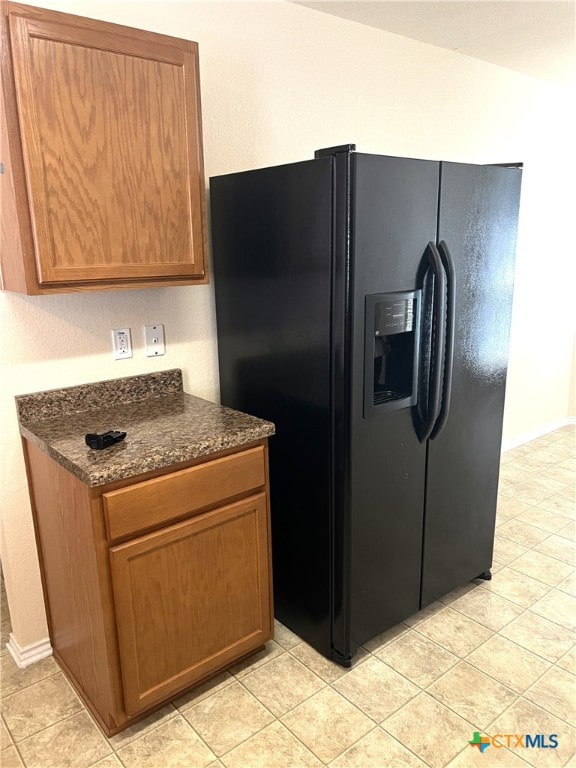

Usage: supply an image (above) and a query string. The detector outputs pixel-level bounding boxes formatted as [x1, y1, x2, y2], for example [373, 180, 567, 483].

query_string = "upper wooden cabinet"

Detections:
[1, 3, 207, 293]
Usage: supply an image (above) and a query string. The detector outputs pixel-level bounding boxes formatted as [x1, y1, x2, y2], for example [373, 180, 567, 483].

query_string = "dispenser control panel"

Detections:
[374, 298, 415, 335]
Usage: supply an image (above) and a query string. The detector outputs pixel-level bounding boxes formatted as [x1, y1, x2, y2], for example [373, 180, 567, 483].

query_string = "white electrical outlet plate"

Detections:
[112, 328, 132, 360]
[144, 324, 165, 356]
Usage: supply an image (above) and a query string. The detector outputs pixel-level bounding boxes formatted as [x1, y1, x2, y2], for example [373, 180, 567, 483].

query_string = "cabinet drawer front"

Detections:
[110, 493, 272, 715]
[103, 446, 265, 540]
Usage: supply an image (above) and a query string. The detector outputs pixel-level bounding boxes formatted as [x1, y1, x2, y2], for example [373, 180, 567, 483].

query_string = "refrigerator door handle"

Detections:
[418, 242, 447, 442]
[430, 240, 456, 440]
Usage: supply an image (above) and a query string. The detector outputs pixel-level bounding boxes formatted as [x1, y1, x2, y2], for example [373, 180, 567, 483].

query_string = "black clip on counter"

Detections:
[85, 431, 127, 450]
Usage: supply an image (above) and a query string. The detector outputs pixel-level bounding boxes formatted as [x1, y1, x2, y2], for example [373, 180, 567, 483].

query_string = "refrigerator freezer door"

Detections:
[421, 162, 522, 607]
[340, 153, 438, 656]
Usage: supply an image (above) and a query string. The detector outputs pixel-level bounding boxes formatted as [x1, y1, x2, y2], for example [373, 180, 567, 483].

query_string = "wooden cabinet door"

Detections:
[8, 6, 205, 286]
[110, 493, 272, 715]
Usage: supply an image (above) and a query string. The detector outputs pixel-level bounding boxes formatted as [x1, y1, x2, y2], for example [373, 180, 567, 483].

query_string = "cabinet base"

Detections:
[54, 644, 270, 736]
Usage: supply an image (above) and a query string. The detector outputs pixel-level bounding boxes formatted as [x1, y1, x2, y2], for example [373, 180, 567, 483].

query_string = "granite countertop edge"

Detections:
[20, 419, 275, 488]
[17, 371, 275, 488]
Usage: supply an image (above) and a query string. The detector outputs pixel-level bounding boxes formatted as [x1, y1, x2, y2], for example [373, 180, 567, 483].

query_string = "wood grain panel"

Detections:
[0, 78, 26, 291]
[110, 493, 272, 714]
[6, 4, 206, 286]
[103, 445, 266, 540]
[0, 3, 40, 294]
[23, 440, 124, 730]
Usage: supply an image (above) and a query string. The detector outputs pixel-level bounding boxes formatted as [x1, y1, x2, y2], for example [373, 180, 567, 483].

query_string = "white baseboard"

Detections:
[6, 633, 52, 668]
[502, 419, 572, 453]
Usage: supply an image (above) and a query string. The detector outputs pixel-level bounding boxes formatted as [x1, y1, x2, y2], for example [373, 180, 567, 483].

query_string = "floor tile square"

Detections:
[517, 507, 573, 534]
[450, 586, 524, 630]
[496, 495, 533, 518]
[2, 672, 82, 742]
[492, 536, 530, 565]
[107, 705, 177, 748]
[330, 727, 427, 768]
[361, 622, 410, 653]
[273, 620, 302, 650]
[496, 511, 516, 527]
[382, 692, 473, 768]
[531, 590, 576, 631]
[227, 641, 284, 678]
[500, 481, 554, 506]
[241, 653, 324, 717]
[403, 601, 446, 627]
[375, 630, 458, 688]
[498, 520, 551, 548]
[281, 687, 373, 763]
[524, 666, 576, 724]
[116, 714, 215, 768]
[490, 697, 576, 767]
[540, 466, 576, 487]
[508, 550, 574, 586]
[499, 465, 533, 485]
[220, 721, 322, 768]
[539, 494, 575, 519]
[289, 641, 367, 683]
[467, 635, 551, 693]
[480, 566, 550, 607]
[438, 583, 478, 606]
[509, 456, 551, 473]
[182, 682, 274, 756]
[0, 655, 59, 699]
[333, 655, 419, 722]
[427, 661, 517, 729]
[499, 612, 575, 662]
[535, 535, 576, 566]
[17, 711, 111, 768]
[172, 672, 234, 712]
[414, 606, 493, 658]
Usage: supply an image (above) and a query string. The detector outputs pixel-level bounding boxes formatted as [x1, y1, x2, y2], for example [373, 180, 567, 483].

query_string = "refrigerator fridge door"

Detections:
[420, 162, 522, 607]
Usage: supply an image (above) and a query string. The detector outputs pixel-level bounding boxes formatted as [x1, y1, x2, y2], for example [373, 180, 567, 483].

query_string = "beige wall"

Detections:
[1, 0, 574, 649]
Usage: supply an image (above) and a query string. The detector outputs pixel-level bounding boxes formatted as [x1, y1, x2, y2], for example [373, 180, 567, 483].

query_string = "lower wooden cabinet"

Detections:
[23, 438, 273, 735]
[111, 493, 271, 715]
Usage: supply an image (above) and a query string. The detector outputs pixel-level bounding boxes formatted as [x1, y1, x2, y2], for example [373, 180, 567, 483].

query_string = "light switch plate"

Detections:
[144, 324, 165, 356]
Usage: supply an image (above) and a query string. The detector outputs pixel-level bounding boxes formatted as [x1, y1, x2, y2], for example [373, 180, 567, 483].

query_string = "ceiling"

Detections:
[291, 1, 576, 85]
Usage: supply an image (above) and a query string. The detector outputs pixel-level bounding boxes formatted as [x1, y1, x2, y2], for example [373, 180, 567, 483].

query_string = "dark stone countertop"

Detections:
[16, 370, 275, 487]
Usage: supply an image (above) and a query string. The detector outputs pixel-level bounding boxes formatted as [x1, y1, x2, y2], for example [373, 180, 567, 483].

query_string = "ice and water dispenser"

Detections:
[364, 291, 421, 417]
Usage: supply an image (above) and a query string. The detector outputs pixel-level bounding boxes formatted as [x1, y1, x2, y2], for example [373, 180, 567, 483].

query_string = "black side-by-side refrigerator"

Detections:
[211, 145, 522, 665]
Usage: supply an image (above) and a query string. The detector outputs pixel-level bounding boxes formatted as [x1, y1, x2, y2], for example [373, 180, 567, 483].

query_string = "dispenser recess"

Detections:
[364, 290, 421, 417]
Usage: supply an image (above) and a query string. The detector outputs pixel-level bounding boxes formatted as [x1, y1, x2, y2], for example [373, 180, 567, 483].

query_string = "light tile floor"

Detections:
[1, 425, 574, 768]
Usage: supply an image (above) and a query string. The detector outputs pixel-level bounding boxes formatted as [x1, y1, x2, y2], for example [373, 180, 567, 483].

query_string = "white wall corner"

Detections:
[6, 633, 52, 668]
